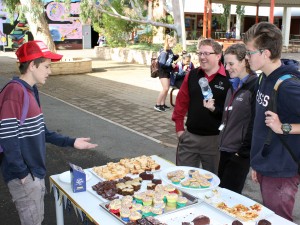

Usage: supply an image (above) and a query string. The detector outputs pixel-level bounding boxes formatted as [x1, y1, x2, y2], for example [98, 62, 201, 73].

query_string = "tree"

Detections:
[2, 0, 56, 51]
[80, 0, 186, 48]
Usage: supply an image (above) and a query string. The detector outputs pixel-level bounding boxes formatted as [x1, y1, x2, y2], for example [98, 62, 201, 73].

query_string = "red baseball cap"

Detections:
[16, 40, 63, 63]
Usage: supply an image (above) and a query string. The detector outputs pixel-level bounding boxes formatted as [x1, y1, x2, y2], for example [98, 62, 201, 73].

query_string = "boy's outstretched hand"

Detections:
[74, 137, 98, 149]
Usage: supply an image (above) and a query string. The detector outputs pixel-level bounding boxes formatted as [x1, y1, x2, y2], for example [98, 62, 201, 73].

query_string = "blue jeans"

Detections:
[257, 172, 300, 222]
[7, 174, 46, 225]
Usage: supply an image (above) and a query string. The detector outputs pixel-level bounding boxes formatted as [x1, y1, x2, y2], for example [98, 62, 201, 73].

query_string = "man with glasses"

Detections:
[243, 22, 300, 222]
[172, 38, 230, 174]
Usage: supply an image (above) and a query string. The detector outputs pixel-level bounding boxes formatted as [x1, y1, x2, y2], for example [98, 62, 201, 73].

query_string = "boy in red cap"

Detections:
[0, 41, 98, 225]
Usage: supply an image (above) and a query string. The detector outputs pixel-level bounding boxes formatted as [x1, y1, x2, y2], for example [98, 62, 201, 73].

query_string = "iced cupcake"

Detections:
[142, 196, 153, 206]
[164, 184, 176, 193]
[132, 203, 143, 213]
[141, 205, 153, 217]
[151, 207, 163, 216]
[166, 193, 178, 207]
[176, 196, 188, 208]
[190, 181, 200, 189]
[203, 173, 213, 182]
[109, 199, 121, 214]
[129, 211, 142, 222]
[171, 176, 181, 185]
[153, 197, 164, 206]
[134, 192, 144, 204]
[181, 180, 190, 188]
[200, 180, 211, 188]
[120, 207, 131, 222]
[154, 184, 164, 192]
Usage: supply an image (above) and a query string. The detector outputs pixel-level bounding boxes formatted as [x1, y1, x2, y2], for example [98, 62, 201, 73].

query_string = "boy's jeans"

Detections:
[7, 174, 46, 225]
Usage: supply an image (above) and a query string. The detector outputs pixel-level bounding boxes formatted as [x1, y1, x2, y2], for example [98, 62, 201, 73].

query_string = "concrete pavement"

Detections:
[0, 49, 300, 224]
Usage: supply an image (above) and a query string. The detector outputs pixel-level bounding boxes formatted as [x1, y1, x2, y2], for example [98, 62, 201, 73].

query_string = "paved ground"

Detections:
[0, 49, 300, 225]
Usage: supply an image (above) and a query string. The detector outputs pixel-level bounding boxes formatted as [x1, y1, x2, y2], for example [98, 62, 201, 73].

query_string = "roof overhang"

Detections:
[212, 0, 300, 7]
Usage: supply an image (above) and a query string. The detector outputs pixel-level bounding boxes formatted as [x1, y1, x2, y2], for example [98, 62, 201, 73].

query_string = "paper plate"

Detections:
[159, 166, 220, 191]
[58, 170, 91, 184]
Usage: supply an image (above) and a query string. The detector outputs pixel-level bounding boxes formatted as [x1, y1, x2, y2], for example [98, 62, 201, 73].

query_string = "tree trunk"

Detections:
[20, 0, 56, 52]
[172, 0, 186, 50]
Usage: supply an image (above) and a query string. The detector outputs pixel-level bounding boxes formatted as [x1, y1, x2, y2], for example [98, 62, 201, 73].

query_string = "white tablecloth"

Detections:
[49, 155, 297, 225]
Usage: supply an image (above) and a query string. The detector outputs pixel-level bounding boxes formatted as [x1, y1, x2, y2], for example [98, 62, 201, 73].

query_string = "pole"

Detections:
[179, 0, 186, 50]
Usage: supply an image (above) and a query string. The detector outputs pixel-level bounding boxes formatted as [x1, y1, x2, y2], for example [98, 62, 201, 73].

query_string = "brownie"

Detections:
[182, 222, 191, 225]
[136, 218, 152, 225]
[152, 179, 162, 185]
[139, 171, 154, 180]
[257, 219, 272, 225]
[232, 220, 243, 225]
[192, 215, 210, 225]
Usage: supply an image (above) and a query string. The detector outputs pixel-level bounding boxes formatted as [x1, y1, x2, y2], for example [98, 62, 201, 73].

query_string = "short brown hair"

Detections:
[225, 43, 253, 74]
[197, 38, 222, 54]
[243, 22, 282, 60]
[19, 58, 47, 74]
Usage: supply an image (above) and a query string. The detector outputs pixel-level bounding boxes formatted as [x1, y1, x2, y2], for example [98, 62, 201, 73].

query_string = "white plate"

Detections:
[157, 202, 233, 225]
[58, 170, 92, 184]
[203, 188, 274, 222]
[159, 166, 220, 191]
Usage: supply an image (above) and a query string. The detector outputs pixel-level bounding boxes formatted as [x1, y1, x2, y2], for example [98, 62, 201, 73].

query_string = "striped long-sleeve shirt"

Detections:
[0, 78, 75, 183]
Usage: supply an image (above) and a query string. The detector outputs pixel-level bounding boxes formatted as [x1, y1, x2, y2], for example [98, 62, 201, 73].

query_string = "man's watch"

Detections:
[281, 123, 292, 135]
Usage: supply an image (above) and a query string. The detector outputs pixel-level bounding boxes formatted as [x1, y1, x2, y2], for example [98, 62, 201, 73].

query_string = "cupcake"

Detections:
[181, 180, 190, 188]
[166, 193, 178, 207]
[171, 176, 181, 185]
[203, 173, 213, 182]
[153, 197, 164, 206]
[109, 199, 121, 214]
[200, 180, 211, 188]
[154, 184, 164, 192]
[151, 207, 163, 216]
[134, 192, 144, 204]
[176, 196, 188, 208]
[142, 196, 153, 206]
[129, 211, 142, 222]
[164, 184, 176, 193]
[120, 207, 131, 222]
[122, 195, 133, 203]
[132, 203, 143, 213]
[121, 200, 132, 209]
[188, 169, 196, 178]
[141, 205, 152, 217]
[145, 190, 155, 197]
[190, 181, 200, 188]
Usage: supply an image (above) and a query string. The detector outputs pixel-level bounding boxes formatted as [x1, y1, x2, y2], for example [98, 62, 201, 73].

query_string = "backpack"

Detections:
[261, 74, 300, 174]
[150, 57, 159, 78]
[0, 80, 29, 165]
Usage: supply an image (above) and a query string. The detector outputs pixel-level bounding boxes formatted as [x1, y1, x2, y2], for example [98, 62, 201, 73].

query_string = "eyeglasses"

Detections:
[245, 49, 264, 57]
[198, 52, 216, 57]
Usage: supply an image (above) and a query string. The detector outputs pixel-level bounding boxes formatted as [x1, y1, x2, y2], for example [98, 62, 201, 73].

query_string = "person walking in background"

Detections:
[0, 40, 98, 225]
[154, 35, 179, 112]
[206, 43, 257, 194]
[97, 33, 106, 47]
[172, 38, 230, 174]
[243, 22, 300, 221]
[171, 51, 195, 89]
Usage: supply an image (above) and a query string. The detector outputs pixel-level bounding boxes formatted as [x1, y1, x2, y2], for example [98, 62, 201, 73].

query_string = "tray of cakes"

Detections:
[90, 155, 161, 181]
[99, 184, 199, 224]
[88, 168, 165, 202]
[160, 166, 220, 191]
[202, 188, 275, 222]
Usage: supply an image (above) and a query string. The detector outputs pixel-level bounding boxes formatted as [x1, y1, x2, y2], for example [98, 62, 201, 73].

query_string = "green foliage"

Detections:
[127, 43, 162, 51]
[236, 5, 245, 17]
[172, 43, 183, 55]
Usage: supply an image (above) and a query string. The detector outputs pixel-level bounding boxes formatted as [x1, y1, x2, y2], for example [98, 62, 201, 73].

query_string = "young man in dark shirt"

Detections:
[243, 22, 300, 222]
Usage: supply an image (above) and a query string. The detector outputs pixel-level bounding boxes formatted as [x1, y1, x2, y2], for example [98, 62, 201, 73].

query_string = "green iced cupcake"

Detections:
[142, 196, 153, 206]
[141, 205, 152, 217]
[171, 176, 181, 185]
[134, 192, 144, 204]
[176, 196, 188, 208]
